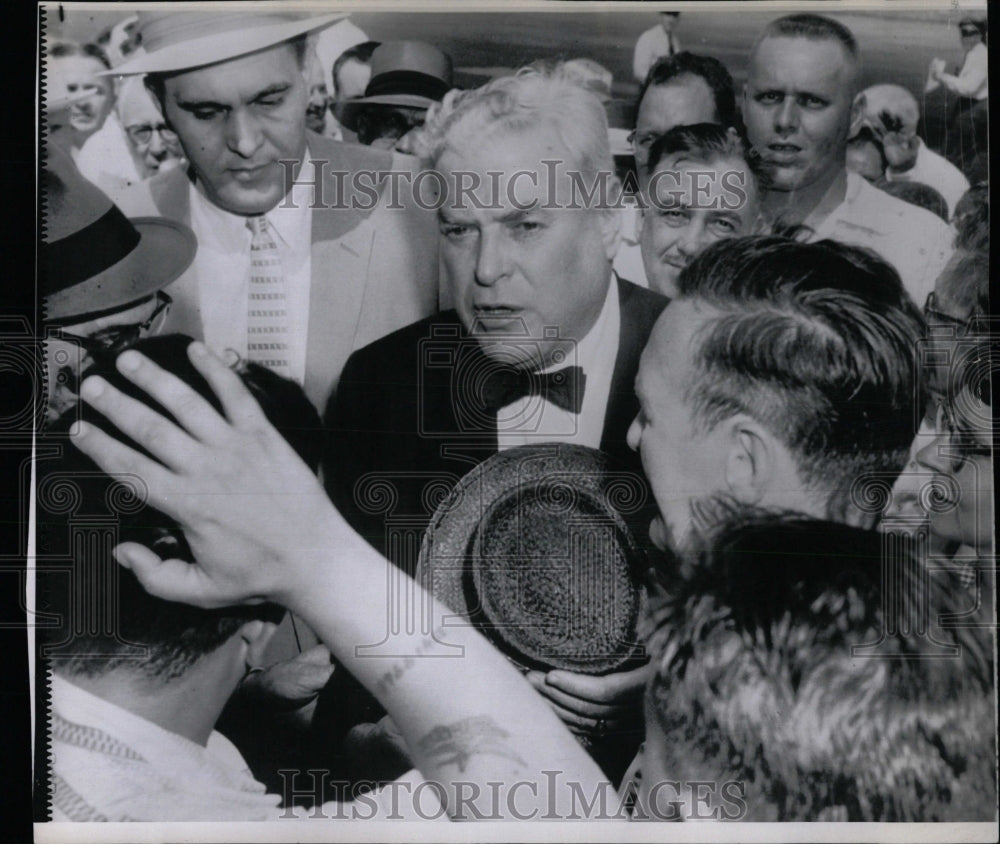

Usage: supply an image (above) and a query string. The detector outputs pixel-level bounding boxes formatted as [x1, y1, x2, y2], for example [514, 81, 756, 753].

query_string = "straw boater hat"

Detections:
[417, 444, 646, 676]
[42, 144, 196, 323]
[108, 9, 347, 76]
[335, 41, 454, 130]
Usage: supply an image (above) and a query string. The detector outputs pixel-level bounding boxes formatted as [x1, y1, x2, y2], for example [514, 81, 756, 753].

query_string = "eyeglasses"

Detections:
[627, 130, 661, 156]
[923, 292, 987, 334]
[125, 123, 179, 145]
[932, 399, 993, 470]
[51, 291, 172, 359]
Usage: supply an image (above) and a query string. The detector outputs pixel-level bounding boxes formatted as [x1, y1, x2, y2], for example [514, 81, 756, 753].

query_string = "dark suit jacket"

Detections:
[325, 277, 668, 574]
[115, 133, 440, 411]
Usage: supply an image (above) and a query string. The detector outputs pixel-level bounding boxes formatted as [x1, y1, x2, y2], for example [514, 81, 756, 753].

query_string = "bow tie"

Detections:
[480, 365, 587, 414]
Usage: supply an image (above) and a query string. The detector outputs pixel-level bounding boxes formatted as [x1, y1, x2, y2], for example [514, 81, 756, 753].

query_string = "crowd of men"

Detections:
[39, 7, 994, 825]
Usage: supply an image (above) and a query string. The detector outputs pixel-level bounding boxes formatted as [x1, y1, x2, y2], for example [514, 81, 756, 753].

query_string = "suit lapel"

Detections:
[601, 278, 649, 454]
[149, 171, 203, 339]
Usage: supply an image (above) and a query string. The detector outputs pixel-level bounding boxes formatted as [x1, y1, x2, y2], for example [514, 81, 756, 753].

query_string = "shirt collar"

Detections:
[541, 274, 619, 376]
[189, 145, 314, 250]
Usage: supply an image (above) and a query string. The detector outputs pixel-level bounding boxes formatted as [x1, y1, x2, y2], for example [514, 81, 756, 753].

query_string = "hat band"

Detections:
[44, 205, 141, 290]
[364, 70, 450, 102]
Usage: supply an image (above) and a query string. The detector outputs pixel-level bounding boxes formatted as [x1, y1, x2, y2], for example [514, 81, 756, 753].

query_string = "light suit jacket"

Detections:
[115, 133, 441, 411]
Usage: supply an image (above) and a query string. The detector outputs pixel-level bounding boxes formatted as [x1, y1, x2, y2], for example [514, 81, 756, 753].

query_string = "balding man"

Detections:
[743, 13, 953, 306]
[860, 83, 969, 218]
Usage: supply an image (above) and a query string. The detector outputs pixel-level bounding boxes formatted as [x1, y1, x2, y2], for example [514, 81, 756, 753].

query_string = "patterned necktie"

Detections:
[246, 215, 290, 377]
[480, 365, 587, 414]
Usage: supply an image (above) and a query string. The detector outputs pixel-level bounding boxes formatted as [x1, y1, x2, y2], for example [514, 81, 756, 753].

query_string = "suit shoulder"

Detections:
[309, 133, 394, 171]
[342, 311, 461, 376]
[618, 277, 669, 319]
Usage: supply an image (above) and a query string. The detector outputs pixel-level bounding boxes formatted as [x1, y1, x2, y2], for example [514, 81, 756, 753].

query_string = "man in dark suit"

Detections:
[324, 64, 668, 776]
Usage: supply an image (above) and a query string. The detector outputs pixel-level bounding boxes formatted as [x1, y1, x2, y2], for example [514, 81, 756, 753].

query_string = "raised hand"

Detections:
[70, 341, 343, 609]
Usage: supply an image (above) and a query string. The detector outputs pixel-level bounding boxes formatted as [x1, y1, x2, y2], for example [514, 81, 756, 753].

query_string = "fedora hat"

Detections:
[108, 10, 347, 76]
[42, 145, 196, 324]
[335, 41, 453, 130]
[417, 444, 647, 676]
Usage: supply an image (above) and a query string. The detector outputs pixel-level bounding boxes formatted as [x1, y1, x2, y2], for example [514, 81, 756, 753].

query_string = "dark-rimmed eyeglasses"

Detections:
[125, 123, 179, 145]
[50, 291, 172, 359]
[923, 292, 988, 334]
[627, 129, 660, 156]
[932, 399, 993, 470]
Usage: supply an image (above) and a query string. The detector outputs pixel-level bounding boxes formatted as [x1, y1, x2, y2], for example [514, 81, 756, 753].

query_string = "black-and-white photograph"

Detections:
[30, 1, 995, 839]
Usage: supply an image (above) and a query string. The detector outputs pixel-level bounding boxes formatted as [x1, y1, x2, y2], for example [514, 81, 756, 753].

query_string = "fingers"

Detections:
[70, 419, 177, 512]
[113, 542, 239, 609]
[77, 376, 202, 474]
[543, 664, 652, 704]
[114, 347, 235, 444]
[525, 672, 622, 719]
[296, 643, 334, 665]
[186, 341, 269, 431]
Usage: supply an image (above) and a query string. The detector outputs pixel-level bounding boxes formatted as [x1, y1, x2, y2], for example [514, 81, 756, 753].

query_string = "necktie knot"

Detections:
[480, 365, 586, 414]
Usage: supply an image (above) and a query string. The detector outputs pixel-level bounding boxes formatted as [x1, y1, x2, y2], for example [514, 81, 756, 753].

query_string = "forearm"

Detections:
[940, 69, 986, 97]
[281, 519, 608, 815]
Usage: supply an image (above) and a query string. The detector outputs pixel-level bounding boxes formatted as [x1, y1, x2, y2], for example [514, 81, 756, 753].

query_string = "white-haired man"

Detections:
[326, 65, 668, 781]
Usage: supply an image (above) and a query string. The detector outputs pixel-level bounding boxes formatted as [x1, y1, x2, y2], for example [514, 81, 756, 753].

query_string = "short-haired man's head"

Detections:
[674, 236, 924, 523]
[878, 179, 948, 222]
[415, 63, 613, 179]
[646, 122, 762, 182]
[754, 13, 860, 89]
[638, 52, 737, 129]
[953, 182, 989, 253]
[332, 40, 380, 100]
[40, 334, 322, 681]
[49, 40, 112, 70]
[641, 514, 995, 821]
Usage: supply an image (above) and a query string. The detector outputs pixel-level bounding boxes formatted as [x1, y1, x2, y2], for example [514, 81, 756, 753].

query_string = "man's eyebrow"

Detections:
[497, 206, 540, 223]
[174, 83, 292, 110]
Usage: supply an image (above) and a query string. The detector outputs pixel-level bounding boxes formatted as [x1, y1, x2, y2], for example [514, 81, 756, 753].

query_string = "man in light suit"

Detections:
[110, 10, 440, 412]
[324, 65, 668, 782]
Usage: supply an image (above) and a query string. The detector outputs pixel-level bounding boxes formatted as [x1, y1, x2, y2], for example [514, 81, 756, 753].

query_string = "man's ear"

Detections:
[849, 92, 867, 140]
[599, 176, 625, 261]
[721, 416, 774, 505]
[240, 619, 279, 669]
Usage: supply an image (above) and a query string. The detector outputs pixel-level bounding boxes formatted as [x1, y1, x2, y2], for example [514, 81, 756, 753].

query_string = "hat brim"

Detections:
[106, 13, 346, 76]
[45, 217, 196, 323]
[416, 443, 645, 675]
[334, 94, 434, 131]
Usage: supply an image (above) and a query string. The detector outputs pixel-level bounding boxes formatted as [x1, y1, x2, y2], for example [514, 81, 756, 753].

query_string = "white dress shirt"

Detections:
[187, 150, 317, 385]
[939, 42, 988, 100]
[633, 25, 681, 83]
[612, 201, 649, 288]
[497, 276, 620, 451]
[807, 171, 954, 307]
[886, 138, 970, 219]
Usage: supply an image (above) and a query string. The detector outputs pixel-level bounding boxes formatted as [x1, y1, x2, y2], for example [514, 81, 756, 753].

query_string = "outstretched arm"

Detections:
[70, 341, 607, 819]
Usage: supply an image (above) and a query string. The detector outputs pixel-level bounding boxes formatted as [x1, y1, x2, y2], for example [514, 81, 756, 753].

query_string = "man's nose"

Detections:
[676, 219, 706, 258]
[626, 415, 642, 452]
[774, 98, 799, 134]
[225, 110, 264, 158]
[474, 231, 510, 287]
[914, 431, 958, 474]
[147, 129, 166, 156]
